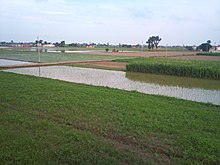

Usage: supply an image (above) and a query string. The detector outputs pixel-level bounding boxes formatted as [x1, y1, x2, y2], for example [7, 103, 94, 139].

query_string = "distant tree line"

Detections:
[35, 40, 52, 45]
[54, 41, 65, 47]
[0, 38, 215, 51]
[34, 40, 66, 47]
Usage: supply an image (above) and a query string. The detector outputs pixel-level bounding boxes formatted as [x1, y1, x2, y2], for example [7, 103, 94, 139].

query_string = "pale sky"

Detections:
[0, 0, 220, 45]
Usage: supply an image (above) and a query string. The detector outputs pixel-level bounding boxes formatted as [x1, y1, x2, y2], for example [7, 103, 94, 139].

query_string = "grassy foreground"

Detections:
[0, 49, 127, 62]
[115, 58, 220, 80]
[0, 72, 220, 164]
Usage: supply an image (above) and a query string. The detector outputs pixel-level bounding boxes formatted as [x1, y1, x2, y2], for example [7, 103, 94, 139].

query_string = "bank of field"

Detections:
[0, 49, 128, 62]
[116, 58, 220, 80]
[196, 52, 220, 56]
[0, 71, 220, 165]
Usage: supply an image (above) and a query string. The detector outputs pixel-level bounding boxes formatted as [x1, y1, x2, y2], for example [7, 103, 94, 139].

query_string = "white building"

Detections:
[43, 44, 55, 48]
[209, 46, 220, 53]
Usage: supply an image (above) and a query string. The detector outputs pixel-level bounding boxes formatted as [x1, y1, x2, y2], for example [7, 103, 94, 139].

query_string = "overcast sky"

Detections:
[0, 0, 219, 45]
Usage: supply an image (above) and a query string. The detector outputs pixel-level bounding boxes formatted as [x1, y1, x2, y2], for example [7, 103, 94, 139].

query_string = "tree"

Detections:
[185, 46, 194, 51]
[207, 40, 211, 44]
[39, 40, 43, 44]
[60, 41, 65, 47]
[197, 40, 212, 51]
[152, 36, 162, 49]
[146, 37, 153, 49]
[146, 35, 162, 49]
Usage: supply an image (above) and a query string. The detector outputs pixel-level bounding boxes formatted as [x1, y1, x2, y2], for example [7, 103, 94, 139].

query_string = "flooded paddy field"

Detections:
[4, 66, 220, 105]
[0, 49, 130, 63]
[0, 59, 32, 66]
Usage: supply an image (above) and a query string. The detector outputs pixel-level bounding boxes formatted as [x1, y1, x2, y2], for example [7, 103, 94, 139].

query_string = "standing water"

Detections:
[4, 66, 220, 105]
[0, 59, 32, 66]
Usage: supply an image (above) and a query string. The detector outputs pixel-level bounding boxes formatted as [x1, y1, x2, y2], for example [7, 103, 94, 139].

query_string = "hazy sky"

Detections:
[0, 0, 220, 45]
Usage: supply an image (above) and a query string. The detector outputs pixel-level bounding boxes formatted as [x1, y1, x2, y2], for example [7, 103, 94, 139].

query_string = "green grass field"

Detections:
[115, 58, 220, 80]
[0, 71, 220, 164]
[0, 49, 128, 62]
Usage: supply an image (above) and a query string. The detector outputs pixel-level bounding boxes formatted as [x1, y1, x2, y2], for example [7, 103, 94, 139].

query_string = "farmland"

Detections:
[14, 46, 189, 52]
[0, 49, 128, 63]
[1, 48, 220, 164]
[114, 58, 220, 80]
[1, 71, 220, 164]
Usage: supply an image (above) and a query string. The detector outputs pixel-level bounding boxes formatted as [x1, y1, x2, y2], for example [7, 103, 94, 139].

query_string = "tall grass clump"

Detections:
[126, 58, 220, 79]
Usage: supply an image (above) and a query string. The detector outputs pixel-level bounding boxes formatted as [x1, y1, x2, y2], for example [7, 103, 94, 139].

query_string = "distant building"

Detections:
[86, 45, 95, 48]
[209, 46, 220, 52]
[43, 44, 55, 48]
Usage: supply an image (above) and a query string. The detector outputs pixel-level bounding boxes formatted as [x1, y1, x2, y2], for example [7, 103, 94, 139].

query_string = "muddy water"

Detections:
[4, 66, 220, 105]
[126, 72, 220, 90]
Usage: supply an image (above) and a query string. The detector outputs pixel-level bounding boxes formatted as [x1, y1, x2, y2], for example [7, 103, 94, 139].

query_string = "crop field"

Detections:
[20, 46, 188, 52]
[115, 58, 220, 80]
[1, 71, 220, 164]
[0, 49, 128, 63]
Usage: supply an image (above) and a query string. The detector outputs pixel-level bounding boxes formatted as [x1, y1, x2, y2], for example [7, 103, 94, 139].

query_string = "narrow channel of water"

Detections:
[4, 66, 220, 105]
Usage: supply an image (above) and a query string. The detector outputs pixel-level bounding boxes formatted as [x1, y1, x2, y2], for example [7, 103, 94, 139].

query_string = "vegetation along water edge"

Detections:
[115, 58, 220, 80]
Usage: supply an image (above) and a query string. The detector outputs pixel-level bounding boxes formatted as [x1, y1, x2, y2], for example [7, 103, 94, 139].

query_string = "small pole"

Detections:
[37, 36, 41, 63]
[37, 36, 41, 77]
[166, 44, 168, 58]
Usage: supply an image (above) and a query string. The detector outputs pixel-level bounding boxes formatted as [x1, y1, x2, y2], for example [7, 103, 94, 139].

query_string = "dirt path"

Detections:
[71, 61, 127, 70]
[169, 55, 220, 61]
[75, 51, 196, 57]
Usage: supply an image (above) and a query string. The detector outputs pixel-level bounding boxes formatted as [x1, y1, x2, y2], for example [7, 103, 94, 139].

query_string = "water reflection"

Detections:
[126, 72, 220, 90]
[4, 66, 220, 105]
[0, 59, 32, 66]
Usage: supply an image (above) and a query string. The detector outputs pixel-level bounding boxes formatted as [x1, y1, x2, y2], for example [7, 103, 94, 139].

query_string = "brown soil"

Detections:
[169, 55, 220, 61]
[91, 61, 126, 68]
[73, 61, 127, 70]
[77, 51, 196, 57]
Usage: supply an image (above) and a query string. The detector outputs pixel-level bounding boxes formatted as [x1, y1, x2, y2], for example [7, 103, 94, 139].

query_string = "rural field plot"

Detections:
[0, 71, 220, 164]
[0, 49, 130, 63]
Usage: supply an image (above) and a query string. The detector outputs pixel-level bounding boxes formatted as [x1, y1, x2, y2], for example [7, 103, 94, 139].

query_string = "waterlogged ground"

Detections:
[126, 72, 220, 90]
[0, 49, 129, 63]
[0, 59, 32, 66]
[5, 66, 220, 105]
